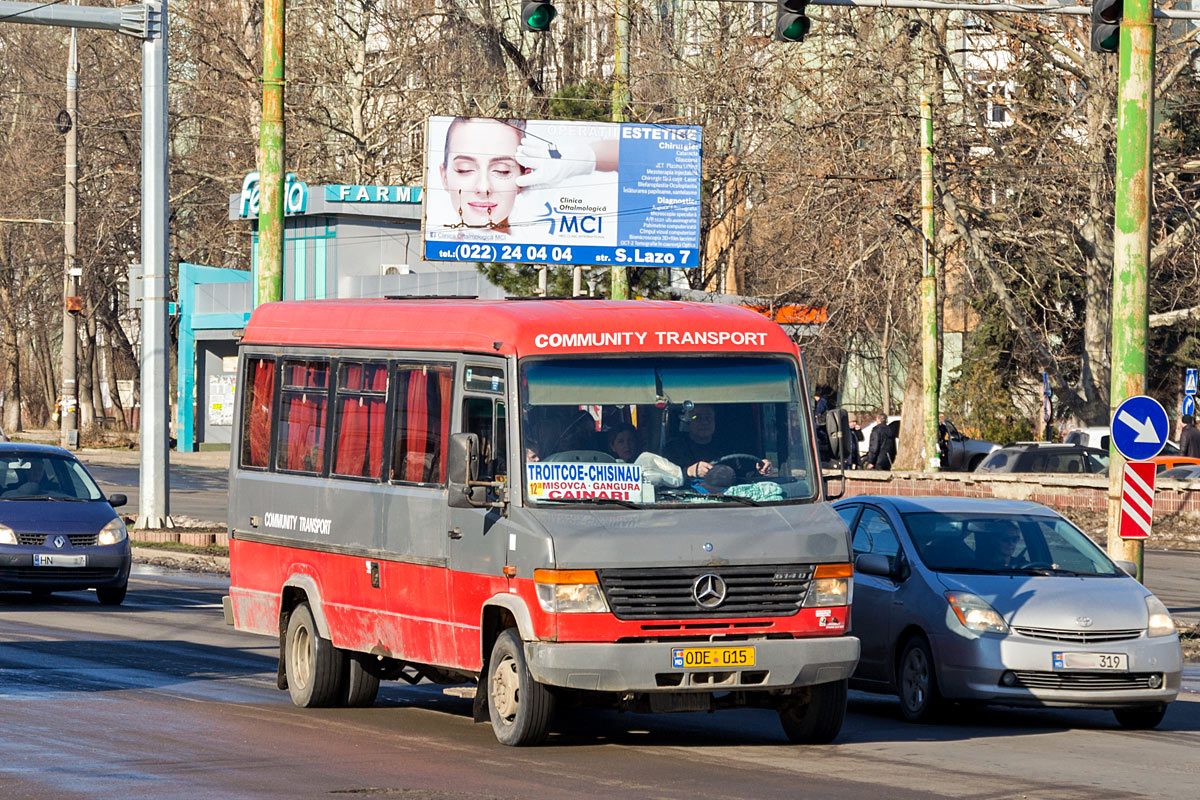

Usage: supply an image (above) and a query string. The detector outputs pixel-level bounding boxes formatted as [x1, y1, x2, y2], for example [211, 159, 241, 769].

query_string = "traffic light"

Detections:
[776, 0, 811, 43]
[520, 0, 556, 32]
[1091, 0, 1122, 53]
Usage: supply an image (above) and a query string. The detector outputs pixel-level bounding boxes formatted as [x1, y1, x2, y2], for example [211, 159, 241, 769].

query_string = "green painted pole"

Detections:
[920, 91, 941, 471]
[257, 0, 285, 306]
[1105, 1, 1155, 580]
[610, 0, 631, 300]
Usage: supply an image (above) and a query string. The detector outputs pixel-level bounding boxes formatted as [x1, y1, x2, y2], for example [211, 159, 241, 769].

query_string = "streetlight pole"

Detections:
[60, 23, 80, 449]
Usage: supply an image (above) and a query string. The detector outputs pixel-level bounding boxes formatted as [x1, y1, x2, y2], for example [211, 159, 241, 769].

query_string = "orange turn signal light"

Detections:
[533, 568, 599, 585]
[814, 563, 853, 579]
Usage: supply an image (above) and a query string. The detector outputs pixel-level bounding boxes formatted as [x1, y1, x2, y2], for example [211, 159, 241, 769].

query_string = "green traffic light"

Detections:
[1100, 30, 1119, 51]
[524, 5, 556, 30]
[781, 17, 810, 42]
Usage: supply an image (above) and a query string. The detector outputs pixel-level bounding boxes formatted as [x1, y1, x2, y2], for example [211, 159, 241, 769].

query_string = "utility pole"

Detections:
[1105, 1, 1156, 578]
[258, 0, 285, 305]
[60, 22, 79, 449]
[610, 0, 631, 301]
[919, 90, 940, 471]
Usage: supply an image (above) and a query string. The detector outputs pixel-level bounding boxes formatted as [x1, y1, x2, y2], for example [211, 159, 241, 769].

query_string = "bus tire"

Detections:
[285, 602, 344, 708]
[778, 678, 847, 744]
[487, 628, 554, 746]
[343, 652, 381, 708]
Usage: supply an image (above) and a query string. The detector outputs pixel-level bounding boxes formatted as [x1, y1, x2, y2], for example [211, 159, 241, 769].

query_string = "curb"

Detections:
[132, 546, 230, 576]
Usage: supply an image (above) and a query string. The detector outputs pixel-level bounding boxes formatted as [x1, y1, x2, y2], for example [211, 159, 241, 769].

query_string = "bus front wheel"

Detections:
[778, 678, 847, 744]
[487, 629, 554, 746]
[285, 602, 344, 708]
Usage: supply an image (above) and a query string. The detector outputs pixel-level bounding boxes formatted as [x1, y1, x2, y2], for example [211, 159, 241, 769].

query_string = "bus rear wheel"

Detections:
[285, 602, 344, 708]
[487, 629, 554, 746]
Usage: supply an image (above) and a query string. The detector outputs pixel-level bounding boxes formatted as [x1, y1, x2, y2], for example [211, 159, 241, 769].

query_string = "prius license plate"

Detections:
[1053, 651, 1128, 671]
[671, 646, 755, 669]
[33, 554, 86, 567]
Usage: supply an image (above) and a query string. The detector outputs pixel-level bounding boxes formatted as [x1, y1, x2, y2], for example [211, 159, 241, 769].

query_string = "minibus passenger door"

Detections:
[448, 365, 513, 668]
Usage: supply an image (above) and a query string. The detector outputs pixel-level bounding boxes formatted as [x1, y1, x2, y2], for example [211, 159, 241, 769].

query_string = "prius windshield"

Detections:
[520, 356, 817, 507]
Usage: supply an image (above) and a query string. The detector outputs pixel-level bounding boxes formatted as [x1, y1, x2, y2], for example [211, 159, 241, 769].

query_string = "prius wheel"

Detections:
[778, 679, 848, 744]
[285, 602, 344, 708]
[1114, 705, 1167, 730]
[898, 637, 944, 723]
[487, 628, 554, 746]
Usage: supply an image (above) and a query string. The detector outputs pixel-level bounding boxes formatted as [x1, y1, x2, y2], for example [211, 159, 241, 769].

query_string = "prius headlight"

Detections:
[0, 524, 15, 545]
[946, 591, 1009, 634]
[98, 517, 128, 546]
[1146, 595, 1176, 638]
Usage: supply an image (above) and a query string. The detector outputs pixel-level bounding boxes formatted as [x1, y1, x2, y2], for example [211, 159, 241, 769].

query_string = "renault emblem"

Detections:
[1076, 616, 1093, 628]
[692, 573, 727, 609]
[53, 535, 66, 550]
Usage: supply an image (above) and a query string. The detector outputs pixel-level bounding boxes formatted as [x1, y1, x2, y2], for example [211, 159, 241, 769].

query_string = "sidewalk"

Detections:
[7, 428, 231, 469]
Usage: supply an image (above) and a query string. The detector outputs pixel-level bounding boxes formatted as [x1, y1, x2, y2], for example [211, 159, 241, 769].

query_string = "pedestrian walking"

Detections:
[866, 411, 897, 471]
[1181, 414, 1200, 458]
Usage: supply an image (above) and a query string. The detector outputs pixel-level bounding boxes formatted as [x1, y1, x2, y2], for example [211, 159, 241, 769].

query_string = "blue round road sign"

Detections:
[1185, 395, 1196, 417]
[1110, 395, 1169, 461]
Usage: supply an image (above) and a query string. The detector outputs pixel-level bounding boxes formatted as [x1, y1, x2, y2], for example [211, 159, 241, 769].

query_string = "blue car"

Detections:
[0, 443, 131, 604]
[834, 496, 1181, 729]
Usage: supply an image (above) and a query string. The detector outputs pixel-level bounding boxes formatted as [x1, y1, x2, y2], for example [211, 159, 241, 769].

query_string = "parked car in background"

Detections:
[1065, 426, 1181, 456]
[1160, 465, 1200, 480]
[855, 416, 999, 472]
[835, 496, 1181, 728]
[0, 443, 130, 604]
[1149, 455, 1200, 473]
[975, 443, 1108, 475]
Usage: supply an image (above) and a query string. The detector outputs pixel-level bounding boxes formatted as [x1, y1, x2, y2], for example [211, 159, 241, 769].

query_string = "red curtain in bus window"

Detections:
[246, 359, 274, 467]
[334, 397, 369, 476]
[404, 369, 429, 482]
[436, 369, 452, 483]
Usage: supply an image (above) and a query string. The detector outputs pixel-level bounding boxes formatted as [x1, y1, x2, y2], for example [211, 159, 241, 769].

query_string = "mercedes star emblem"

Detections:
[692, 573, 727, 609]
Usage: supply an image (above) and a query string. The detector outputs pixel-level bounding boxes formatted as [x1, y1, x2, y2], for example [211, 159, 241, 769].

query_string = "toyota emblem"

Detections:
[53, 535, 66, 550]
[1076, 616, 1093, 628]
[692, 573, 728, 609]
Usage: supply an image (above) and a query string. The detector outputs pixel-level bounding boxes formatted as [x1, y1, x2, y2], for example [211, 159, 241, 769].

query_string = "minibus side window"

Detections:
[392, 363, 454, 485]
[278, 360, 330, 475]
[332, 362, 389, 480]
[464, 397, 507, 482]
[240, 357, 275, 469]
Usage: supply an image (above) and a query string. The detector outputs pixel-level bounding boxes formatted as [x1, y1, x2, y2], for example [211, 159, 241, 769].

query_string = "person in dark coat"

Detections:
[865, 411, 897, 470]
[1181, 414, 1200, 458]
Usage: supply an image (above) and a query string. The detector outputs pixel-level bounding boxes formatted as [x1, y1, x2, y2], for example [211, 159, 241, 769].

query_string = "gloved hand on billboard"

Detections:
[515, 138, 597, 188]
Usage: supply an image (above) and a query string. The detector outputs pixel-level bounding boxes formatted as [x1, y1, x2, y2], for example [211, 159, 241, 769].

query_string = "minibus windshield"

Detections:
[520, 356, 817, 506]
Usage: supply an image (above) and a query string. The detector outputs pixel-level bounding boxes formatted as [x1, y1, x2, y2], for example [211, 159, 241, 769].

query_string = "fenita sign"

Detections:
[422, 116, 702, 268]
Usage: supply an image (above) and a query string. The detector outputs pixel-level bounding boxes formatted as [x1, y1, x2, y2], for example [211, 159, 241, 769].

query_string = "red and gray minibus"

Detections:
[224, 298, 858, 745]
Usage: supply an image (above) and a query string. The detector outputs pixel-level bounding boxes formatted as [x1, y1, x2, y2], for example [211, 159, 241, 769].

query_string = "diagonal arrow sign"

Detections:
[1117, 409, 1161, 443]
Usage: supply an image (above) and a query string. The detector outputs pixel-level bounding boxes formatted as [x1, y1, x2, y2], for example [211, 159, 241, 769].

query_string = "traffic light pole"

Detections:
[1105, 0, 1155, 579]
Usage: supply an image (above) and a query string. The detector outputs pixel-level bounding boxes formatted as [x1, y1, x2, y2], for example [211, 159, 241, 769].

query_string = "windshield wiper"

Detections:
[541, 497, 642, 510]
[995, 567, 1080, 577]
[657, 490, 762, 506]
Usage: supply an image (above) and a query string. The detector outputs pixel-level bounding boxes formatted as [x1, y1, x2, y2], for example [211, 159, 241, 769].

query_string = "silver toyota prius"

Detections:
[834, 496, 1181, 729]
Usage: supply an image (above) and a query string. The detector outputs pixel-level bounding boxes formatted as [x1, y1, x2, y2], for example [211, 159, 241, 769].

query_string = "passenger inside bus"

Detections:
[605, 423, 639, 462]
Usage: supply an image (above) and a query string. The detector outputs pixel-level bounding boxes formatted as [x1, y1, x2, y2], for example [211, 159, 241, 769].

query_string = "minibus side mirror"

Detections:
[823, 470, 845, 501]
[448, 433, 481, 508]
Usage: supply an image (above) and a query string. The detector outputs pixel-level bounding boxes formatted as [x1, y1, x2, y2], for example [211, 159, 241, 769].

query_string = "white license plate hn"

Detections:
[33, 554, 86, 567]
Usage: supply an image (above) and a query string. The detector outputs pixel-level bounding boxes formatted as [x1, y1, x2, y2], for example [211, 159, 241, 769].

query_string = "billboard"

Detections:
[423, 116, 701, 268]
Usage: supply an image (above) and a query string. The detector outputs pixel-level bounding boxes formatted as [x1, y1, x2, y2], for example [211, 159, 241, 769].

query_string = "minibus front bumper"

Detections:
[524, 635, 859, 693]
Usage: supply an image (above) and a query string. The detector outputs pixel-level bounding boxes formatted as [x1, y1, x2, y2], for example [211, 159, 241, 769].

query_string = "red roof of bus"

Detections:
[240, 299, 797, 357]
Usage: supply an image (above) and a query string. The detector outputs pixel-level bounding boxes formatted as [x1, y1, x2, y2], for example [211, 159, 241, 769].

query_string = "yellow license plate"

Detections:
[670, 646, 755, 669]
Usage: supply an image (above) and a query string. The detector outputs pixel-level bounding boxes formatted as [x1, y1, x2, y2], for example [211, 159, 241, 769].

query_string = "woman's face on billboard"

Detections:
[440, 119, 523, 228]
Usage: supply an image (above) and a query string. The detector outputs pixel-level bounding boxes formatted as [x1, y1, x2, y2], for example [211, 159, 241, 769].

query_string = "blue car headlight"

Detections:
[98, 517, 128, 546]
[0, 523, 15, 545]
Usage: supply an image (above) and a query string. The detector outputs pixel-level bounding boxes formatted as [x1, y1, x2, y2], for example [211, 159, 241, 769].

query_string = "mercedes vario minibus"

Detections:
[224, 298, 858, 745]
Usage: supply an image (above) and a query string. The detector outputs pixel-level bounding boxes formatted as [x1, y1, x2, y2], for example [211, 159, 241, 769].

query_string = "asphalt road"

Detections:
[1, 569, 1199, 800]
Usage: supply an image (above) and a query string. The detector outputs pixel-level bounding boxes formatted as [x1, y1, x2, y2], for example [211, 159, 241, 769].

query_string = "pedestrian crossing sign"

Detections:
[1186, 368, 1198, 396]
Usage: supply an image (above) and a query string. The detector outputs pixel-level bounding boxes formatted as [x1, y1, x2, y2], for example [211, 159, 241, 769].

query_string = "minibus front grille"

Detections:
[598, 564, 811, 619]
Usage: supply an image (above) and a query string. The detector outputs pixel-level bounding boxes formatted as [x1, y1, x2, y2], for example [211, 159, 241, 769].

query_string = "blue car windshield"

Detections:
[519, 355, 817, 507]
[0, 455, 102, 501]
[902, 512, 1121, 576]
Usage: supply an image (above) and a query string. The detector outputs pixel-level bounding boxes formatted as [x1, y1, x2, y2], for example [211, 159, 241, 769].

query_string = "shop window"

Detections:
[240, 357, 275, 468]
[392, 363, 454, 484]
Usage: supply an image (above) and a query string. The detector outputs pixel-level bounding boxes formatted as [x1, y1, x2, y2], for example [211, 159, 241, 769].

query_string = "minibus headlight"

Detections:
[946, 591, 1009, 634]
[804, 563, 852, 608]
[1146, 595, 1176, 637]
[533, 569, 609, 614]
[0, 524, 15, 545]
[98, 517, 128, 546]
